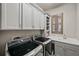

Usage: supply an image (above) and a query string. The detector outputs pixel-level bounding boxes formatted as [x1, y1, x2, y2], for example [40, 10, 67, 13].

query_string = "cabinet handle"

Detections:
[32, 25, 34, 28]
[19, 3, 21, 28]
[19, 3, 23, 29]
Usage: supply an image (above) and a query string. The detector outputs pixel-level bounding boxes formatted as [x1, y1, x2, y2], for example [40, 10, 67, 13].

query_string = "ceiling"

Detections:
[37, 3, 64, 11]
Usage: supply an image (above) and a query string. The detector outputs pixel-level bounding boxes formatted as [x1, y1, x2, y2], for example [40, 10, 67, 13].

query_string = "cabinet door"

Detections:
[32, 7, 40, 29]
[40, 12, 45, 29]
[64, 48, 79, 56]
[22, 4, 33, 29]
[55, 45, 64, 56]
[55, 42, 64, 56]
[1, 3, 20, 29]
[63, 43, 79, 56]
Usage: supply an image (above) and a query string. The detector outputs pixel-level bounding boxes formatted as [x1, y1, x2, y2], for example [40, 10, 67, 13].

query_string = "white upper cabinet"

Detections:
[1, 3, 45, 30]
[22, 4, 33, 29]
[23, 3, 45, 30]
[32, 6, 40, 29]
[32, 5, 45, 29]
[1, 3, 20, 29]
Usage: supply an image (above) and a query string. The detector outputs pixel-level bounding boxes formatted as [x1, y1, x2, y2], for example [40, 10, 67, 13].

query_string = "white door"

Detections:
[1, 3, 20, 29]
[22, 4, 33, 29]
[32, 6, 40, 29]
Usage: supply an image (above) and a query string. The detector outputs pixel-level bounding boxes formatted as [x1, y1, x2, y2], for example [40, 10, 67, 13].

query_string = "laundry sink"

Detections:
[8, 40, 39, 56]
[35, 37, 49, 42]
[34, 37, 52, 56]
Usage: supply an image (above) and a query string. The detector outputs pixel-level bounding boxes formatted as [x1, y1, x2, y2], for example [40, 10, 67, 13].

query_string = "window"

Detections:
[51, 13, 63, 34]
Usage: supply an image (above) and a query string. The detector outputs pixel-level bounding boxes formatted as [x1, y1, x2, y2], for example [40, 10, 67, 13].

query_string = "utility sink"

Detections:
[34, 37, 52, 56]
[35, 37, 49, 42]
[8, 40, 39, 56]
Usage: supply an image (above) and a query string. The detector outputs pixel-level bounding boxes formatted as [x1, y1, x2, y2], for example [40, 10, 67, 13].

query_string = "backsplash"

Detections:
[0, 30, 42, 56]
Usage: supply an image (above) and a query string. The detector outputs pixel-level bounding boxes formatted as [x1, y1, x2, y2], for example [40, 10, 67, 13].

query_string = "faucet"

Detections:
[63, 34, 67, 39]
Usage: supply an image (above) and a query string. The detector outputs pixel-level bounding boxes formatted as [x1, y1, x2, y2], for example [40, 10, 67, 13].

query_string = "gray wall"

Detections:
[0, 30, 41, 56]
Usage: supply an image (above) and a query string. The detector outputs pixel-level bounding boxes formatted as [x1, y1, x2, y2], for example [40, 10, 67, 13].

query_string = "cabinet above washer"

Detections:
[0, 3, 46, 30]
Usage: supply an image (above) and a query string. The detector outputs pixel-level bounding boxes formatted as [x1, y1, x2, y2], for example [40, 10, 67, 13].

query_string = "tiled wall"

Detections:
[0, 30, 42, 56]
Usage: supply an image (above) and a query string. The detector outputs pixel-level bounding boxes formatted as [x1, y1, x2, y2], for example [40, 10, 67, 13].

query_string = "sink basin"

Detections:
[35, 37, 49, 42]
[8, 40, 39, 56]
[35, 37, 52, 56]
